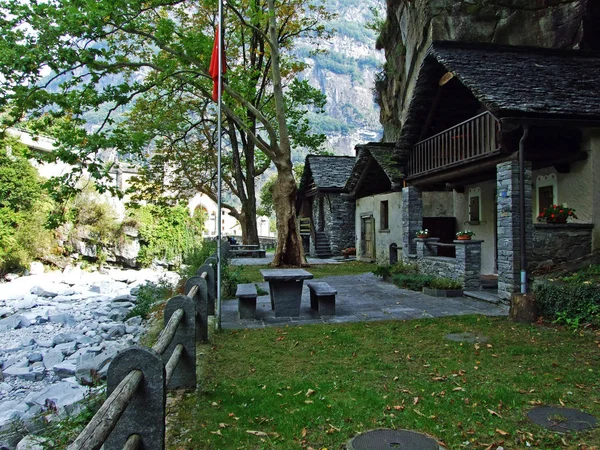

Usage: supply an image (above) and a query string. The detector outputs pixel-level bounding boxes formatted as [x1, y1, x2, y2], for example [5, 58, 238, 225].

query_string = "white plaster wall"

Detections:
[422, 191, 453, 216]
[452, 181, 496, 275]
[532, 159, 593, 224]
[584, 130, 600, 251]
[355, 191, 403, 264]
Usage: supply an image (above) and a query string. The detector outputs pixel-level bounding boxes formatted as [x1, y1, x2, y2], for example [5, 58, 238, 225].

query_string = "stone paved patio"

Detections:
[221, 271, 508, 330]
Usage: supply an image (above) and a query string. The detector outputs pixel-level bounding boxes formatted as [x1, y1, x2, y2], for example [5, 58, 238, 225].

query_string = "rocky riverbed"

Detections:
[0, 263, 179, 448]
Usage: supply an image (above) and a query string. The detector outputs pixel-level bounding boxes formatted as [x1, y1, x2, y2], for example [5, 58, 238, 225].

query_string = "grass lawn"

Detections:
[166, 316, 600, 449]
[233, 261, 377, 284]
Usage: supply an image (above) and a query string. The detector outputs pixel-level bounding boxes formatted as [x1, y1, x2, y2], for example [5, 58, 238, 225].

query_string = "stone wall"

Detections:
[416, 238, 482, 290]
[313, 193, 355, 256]
[531, 223, 594, 271]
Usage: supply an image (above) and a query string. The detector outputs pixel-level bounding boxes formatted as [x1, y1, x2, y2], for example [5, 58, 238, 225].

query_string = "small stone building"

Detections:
[297, 155, 356, 258]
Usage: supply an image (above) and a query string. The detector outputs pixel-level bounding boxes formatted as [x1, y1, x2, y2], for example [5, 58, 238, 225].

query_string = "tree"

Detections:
[0, 0, 331, 265]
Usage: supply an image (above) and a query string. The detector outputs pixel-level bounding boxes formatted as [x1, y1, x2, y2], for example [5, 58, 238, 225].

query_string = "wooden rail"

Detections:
[67, 251, 219, 450]
[409, 111, 500, 177]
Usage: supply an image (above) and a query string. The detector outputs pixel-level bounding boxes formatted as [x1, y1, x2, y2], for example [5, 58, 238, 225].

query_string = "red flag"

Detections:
[209, 26, 226, 102]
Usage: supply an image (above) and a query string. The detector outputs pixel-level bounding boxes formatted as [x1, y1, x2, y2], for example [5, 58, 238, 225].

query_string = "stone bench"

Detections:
[235, 283, 257, 319]
[231, 249, 266, 258]
[306, 281, 337, 316]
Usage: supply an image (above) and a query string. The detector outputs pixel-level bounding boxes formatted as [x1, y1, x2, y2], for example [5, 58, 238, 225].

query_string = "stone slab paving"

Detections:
[221, 272, 508, 329]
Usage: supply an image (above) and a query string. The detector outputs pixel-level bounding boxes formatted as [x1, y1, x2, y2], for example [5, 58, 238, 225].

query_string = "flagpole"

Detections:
[216, 0, 223, 332]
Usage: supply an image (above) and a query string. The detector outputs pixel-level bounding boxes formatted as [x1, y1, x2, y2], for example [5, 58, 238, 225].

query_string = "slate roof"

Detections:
[300, 155, 356, 192]
[397, 41, 600, 152]
[344, 143, 400, 193]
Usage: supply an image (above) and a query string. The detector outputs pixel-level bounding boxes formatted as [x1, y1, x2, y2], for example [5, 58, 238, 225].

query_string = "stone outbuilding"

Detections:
[297, 155, 356, 258]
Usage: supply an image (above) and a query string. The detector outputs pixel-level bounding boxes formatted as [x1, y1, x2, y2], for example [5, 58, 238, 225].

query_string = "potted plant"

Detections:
[537, 204, 577, 224]
[415, 229, 429, 238]
[341, 247, 356, 258]
[456, 230, 475, 240]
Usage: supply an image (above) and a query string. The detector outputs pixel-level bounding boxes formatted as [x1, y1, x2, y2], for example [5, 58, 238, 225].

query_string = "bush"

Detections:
[372, 261, 419, 278]
[428, 277, 463, 290]
[534, 280, 600, 328]
[392, 273, 434, 291]
[129, 203, 204, 267]
[127, 280, 174, 319]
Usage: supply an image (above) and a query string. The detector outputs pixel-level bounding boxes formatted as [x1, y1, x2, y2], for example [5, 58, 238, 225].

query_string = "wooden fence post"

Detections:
[105, 347, 165, 450]
[162, 296, 196, 389]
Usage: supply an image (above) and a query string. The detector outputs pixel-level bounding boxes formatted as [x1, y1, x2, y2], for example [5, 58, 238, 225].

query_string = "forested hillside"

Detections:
[299, 0, 384, 156]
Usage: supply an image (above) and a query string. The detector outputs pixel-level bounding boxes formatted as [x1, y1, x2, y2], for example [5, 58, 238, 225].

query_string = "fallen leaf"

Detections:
[301, 427, 307, 437]
[496, 428, 509, 436]
[452, 387, 464, 392]
[211, 430, 222, 436]
[559, 398, 565, 406]
[306, 388, 315, 397]
[219, 423, 228, 429]
[487, 409, 503, 418]
[305, 400, 314, 404]
[413, 397, 420, 405]
[246, 430, 268, 436]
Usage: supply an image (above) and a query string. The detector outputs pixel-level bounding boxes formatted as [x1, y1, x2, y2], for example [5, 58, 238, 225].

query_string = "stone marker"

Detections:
[348, 429, 443, 450]
[528, 406, 597, 432]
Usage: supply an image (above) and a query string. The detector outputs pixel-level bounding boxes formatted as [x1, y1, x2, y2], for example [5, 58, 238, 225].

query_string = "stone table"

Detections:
[260, 269, 314, 317]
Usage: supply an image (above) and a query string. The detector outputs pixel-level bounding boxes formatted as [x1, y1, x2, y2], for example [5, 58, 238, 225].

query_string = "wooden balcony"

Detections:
[408, 111, 501, 178]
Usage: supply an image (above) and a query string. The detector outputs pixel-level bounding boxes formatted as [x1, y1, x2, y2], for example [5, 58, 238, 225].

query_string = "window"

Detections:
[536, 174, 557, 215]
[468, 188, 481, 223]
[380, 200, 389, 230]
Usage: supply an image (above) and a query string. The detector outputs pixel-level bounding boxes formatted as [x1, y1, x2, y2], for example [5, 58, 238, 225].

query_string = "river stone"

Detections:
[16, 435, 49, 450]
[42, 349, 64, 369]
[30, 286, 58, 298]
[29, 262, 44, 276]
[25, 381, 88, 415]
[52, 362, 77, 379]
[52, 333, 77, 346]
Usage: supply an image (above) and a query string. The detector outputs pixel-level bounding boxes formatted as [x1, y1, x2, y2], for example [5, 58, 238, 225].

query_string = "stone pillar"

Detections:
[454, 240, 483, 290]
[496, 160, 533, 301]
[402, 186, 423, 259]
[416, 238, 439, 259]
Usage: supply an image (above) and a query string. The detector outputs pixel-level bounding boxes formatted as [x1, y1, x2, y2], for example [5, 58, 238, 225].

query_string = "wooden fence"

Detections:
[67, 254, 220, 450]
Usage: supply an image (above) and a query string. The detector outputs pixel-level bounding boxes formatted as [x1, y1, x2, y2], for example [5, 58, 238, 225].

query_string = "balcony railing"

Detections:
[408, 111, 501, 177]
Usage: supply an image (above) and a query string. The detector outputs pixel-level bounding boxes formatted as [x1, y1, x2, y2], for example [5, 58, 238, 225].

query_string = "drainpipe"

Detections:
[518, 125, 529, 294]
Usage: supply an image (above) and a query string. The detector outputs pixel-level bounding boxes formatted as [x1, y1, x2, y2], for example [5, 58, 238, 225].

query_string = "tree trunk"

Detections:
[271, 160, 305, 266]
[266, 0, 305, 267]
[241, 204, 259, 245]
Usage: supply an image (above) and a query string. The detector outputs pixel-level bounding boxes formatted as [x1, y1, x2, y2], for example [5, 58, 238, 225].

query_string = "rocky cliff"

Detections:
[377, 0, 599, 141]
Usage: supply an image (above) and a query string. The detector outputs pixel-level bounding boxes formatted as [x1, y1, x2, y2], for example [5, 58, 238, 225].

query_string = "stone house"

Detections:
[349, 41, 600, 301]
[297, 155, 356, 258]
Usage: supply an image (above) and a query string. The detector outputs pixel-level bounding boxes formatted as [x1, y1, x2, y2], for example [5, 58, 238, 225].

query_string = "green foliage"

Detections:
[34, 390, 104, 448]
[391, 273, 435, 291]
[428, 277, 463, 290]
[128, 203, 204, 267]
[127, 279, 174, 320]
[534, 278, 600, 329]
[0, 139, 54, 274]
[372, 261, 419, 278]
[66, 183, 120, 252]
[179, 240, 218, 281]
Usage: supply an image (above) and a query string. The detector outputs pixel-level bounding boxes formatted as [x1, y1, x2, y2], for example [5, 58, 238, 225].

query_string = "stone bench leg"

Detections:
[318, 295, 336, 316]
[238, 297, 257, 319]
[310, 290, 318, 311]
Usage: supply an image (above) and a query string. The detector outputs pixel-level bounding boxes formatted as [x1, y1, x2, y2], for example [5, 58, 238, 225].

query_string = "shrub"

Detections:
[428, 277, 463, 290]
[373, 261, 420, 279]
[129, 203, 204, 267]
[534, 280, 600, 328]
[127, 280, 174, 319]
[392, 273, 434, 291]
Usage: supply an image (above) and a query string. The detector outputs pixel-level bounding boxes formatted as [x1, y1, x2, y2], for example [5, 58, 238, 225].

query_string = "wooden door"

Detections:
[361, 216, 375, 259]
